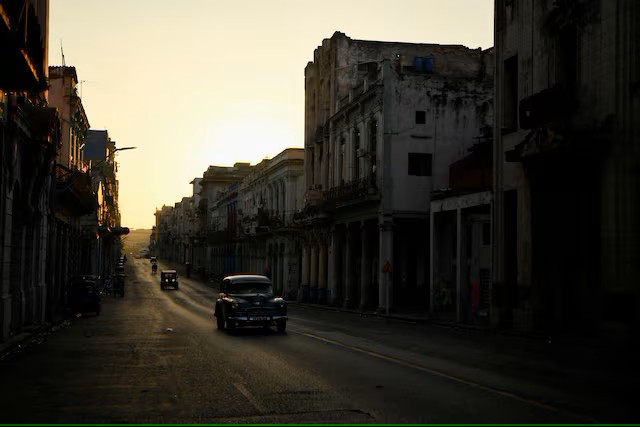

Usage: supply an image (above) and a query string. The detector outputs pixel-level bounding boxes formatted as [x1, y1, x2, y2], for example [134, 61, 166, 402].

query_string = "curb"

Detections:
[0, 319, 73, 362]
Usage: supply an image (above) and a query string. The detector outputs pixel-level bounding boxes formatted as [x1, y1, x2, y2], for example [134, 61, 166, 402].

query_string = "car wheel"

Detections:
[224, 318, 235, 330]
[276, 321, 286, 333]
[216, 313, 225, 329]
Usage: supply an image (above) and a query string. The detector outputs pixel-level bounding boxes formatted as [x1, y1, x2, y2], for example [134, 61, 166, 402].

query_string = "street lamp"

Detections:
[113, 146, 137, 153]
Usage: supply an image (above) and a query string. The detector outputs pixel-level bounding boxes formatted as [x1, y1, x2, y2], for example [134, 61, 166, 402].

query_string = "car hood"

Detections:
[228, 294, 284, 305]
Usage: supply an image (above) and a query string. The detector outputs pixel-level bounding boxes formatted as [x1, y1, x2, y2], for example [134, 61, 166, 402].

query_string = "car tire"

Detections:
[276, 321, 286, 333]
[224, 317, 235, 330]
[216, 314, 225, 330]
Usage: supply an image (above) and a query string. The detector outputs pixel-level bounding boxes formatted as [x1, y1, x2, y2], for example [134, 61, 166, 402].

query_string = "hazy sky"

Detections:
[49, 0, 494, 230]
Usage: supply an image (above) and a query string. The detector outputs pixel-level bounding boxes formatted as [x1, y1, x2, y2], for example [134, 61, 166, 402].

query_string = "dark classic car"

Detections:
[160, 270, 178, 290]
[67, 275, 101, 316]
[214, 274, 287, 332]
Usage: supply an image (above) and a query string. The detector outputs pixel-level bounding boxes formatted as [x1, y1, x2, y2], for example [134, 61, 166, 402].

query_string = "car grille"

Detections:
[246, 308, 278, 315]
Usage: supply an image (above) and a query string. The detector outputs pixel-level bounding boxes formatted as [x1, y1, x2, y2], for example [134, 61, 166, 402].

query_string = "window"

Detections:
[415, 110, 426, 124]
[503, 55, 518, 132]
[353, 128, 360, 179]
[370, 120, 378, 175]
[408, 153, 432, 176]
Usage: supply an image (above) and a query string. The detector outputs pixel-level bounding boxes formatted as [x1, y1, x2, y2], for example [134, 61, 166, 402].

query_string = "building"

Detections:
[48, 65, 96, 318]
[430, 128, 493, 326]
[84, 129, 124, 278]
[237, 148, 305, 298]
[493, 0, 639, 342]
[299, 32, 493, 313]
[1, 0, 60, 339]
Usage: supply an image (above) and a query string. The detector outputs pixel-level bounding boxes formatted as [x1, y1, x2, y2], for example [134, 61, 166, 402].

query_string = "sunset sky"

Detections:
[48, 0, 494, 230]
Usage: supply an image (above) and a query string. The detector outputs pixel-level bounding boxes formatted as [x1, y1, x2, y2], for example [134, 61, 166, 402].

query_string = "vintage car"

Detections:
[160, 270, 178, 290]
[214, 274, 287, 333]
[67, 275, 101, 316]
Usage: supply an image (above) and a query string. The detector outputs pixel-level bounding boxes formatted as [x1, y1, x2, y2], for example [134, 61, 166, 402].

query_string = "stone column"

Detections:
[344, 224, 355, 308]
[429, 208, 436, 315]
[310, 243, 318, 302]
[456, 207, 463, 323]
[318, 242, 328, 304]
[378, 219, 394, 314]
[300, 243, 310, 302]
[360, 221, 372, 310]
[327, 228, 339, 305]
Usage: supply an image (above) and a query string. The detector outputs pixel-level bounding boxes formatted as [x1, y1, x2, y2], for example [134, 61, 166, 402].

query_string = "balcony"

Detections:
[54, 164, 96, 215]
[0, 0, 47, 91]
[325, 176, 378, 204]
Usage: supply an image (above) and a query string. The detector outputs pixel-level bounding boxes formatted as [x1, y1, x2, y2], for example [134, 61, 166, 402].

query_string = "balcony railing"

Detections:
[54, 164, 96, 215]
[325, 175, 377, 203]
[0, 0, 47, 91]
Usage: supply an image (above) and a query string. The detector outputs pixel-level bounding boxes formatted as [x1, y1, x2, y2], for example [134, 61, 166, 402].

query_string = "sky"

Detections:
[48, 0, 494, 230]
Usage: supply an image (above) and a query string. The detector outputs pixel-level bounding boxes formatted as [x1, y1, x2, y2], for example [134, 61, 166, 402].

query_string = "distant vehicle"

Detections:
[214, 274, 287, 333]
[160, 270, 178, 290]
[67, 275, 101, 316]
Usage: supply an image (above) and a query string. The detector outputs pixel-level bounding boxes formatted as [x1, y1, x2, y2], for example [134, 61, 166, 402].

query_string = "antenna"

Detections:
[61, 40, 66, 66]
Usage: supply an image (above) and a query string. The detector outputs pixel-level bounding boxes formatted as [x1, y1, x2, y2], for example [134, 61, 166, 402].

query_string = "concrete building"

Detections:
[153, 163, 254, 278]
[299, 32, 493, 314]
[47, 66, 96, 314]
[493, 0, 639, 342]
[237, 148, 305, 298]
[84, 129, 123, 278]
[430, 130, 493, 326]
[1, 0, 60, 339]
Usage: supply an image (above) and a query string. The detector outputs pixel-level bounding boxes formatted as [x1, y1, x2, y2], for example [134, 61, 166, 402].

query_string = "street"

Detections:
[0, 258, 637, 424]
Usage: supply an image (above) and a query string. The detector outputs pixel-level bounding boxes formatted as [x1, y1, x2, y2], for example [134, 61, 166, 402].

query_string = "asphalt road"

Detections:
[0, 258, 636, 424]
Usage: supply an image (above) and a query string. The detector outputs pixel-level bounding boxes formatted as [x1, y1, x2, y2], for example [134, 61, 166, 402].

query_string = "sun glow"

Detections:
[201, 101, 301, 167]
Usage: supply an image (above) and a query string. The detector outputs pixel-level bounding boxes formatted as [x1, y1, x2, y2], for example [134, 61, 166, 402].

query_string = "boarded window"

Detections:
[408, 153, 432, 176]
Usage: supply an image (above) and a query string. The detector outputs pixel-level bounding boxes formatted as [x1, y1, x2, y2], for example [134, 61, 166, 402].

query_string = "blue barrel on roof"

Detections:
[414, 56, 424, 71]
[424, 55, 434, 72]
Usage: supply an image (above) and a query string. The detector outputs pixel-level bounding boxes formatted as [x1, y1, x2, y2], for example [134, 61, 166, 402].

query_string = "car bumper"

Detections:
[228, 314, 288, 325]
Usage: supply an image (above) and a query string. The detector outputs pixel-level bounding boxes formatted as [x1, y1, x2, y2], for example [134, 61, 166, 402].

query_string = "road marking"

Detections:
[293, 329, 598, 424]
[234, 382, 266, 414]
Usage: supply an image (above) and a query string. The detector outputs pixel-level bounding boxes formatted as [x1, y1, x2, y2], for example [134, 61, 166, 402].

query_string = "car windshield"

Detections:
[227, 282, 272, 295]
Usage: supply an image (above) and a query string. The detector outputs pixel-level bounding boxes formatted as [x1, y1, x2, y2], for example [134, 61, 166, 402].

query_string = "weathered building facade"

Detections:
[493, 0, 639, 342]
[430, 131, 493, 326]
[237, 148, 304, 298]
[1, 0, 60, 340]
[154, 150, 305, 298]
[84, 129, 123, 279]
[300, 32, 493, 314]
[48, 65, 96, 321]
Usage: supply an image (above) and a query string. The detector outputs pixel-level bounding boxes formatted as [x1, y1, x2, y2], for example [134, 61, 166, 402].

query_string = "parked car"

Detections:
[160, 270, 178, 290]
[67, 275, 101, 316]
[214, 274, 287, 332]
